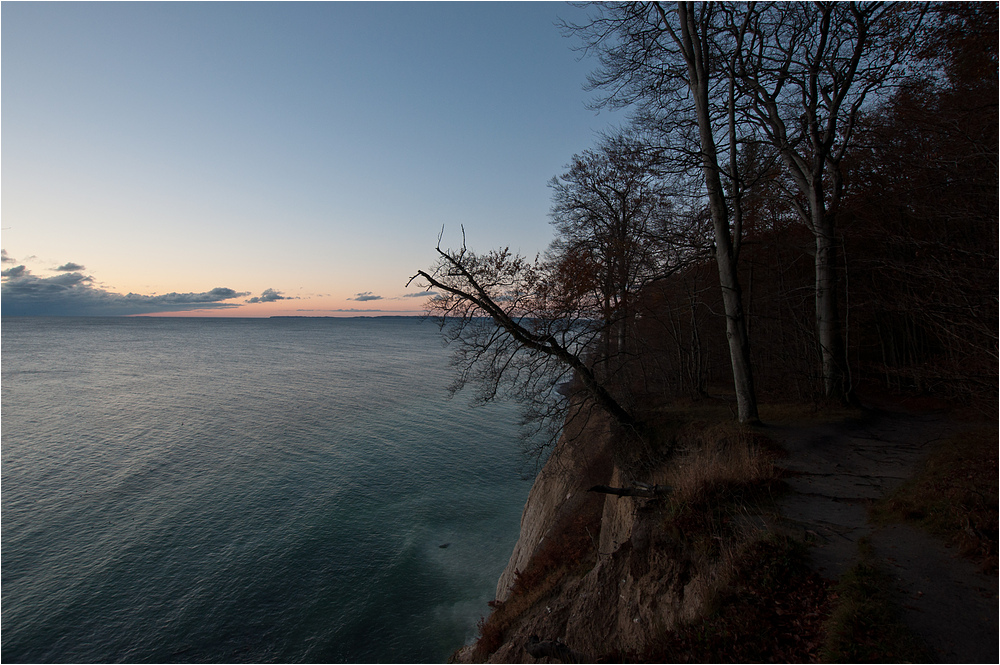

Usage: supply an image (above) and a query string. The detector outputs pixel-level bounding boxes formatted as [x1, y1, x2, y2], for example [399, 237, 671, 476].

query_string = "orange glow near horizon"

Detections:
[138, 297, 429, 318]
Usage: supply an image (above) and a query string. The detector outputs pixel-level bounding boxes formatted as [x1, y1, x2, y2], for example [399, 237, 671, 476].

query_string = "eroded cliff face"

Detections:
[494, 407, 616, 602]
[460, 412, 737, 663]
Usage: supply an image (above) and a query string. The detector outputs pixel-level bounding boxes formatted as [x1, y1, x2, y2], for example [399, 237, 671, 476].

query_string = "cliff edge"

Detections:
[457, 406, 796, 662]
[457, 405, 998, 663]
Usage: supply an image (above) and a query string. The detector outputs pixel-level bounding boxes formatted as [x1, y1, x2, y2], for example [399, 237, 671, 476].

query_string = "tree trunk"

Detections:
[716, 242, 759, 422]
[812, 200, 847, 401]
[677, 2, 760, 424]
[414, 259, 640, 430]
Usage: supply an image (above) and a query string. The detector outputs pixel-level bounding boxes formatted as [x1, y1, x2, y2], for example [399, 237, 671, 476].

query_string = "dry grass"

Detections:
[629, 416, 839, 662]
[665, 425, 780, 504]
[635, 417, 831, 661]
[620, 399, 795, 476]
[652, 421, 786, 575]
[469, 401, 827, 662]
[468, 397, 997, 662]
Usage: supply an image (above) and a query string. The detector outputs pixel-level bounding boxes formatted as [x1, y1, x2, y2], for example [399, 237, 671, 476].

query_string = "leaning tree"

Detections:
[409, 230, 641, 456]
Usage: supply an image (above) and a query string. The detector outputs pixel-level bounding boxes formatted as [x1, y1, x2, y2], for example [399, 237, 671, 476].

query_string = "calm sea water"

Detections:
[1, 316, 531, 663]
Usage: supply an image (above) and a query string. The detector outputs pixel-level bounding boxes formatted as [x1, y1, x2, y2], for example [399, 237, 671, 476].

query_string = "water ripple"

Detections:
[2, 317, 531, 663]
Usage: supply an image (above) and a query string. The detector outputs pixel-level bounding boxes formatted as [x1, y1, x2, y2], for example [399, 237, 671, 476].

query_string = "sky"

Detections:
[1, 1, 626, 317]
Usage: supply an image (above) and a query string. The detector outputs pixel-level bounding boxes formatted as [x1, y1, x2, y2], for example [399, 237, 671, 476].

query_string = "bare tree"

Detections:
[567, 1, 762, 422]
[728, 2, 927, 400]
[408, 230, 639, 456]
[547, 131, 700, 380]
[843, 2, 997, 403]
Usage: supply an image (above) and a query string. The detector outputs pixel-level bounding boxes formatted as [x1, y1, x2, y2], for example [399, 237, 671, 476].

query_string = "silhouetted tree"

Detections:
[728, 1, 927, 401]
[547, 132, 703, 381]
[843, 2, 998, 402]
[567, 1, 763, 422]
[409, 230, 640, 454]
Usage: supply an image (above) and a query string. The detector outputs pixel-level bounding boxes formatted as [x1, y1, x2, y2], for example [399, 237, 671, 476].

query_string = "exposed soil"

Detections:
[768, 408, 998, 663]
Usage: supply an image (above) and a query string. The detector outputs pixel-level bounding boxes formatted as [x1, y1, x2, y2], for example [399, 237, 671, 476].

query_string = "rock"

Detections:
[494, 404, 616, 601]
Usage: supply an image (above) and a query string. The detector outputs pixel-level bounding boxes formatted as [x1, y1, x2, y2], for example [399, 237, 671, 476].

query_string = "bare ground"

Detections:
[768, 409, 998, 663]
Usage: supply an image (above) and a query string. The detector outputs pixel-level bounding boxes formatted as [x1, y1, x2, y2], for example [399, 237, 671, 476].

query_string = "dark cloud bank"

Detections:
[246, 288, 295, 304]
[349, 291, 383, 302]
[1, 264, 248, 316]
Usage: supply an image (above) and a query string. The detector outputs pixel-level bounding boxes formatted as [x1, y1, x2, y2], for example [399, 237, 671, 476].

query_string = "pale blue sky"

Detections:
[2, 1, 624, 316]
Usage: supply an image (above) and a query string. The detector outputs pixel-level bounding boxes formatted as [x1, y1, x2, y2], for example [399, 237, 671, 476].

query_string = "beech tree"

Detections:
[568, 1, 762, 422]
[728, 2, 927, 400]
[844, 2, 997, 400]
[547, 132, 700, 378]
[572, 1, 929, 404]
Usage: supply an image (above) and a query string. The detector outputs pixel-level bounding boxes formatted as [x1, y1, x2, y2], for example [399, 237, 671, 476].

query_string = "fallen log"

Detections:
[588, 482, 672, 498]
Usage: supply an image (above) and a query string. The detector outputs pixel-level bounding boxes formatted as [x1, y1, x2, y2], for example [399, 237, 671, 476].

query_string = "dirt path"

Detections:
[768, 409, 998, 663]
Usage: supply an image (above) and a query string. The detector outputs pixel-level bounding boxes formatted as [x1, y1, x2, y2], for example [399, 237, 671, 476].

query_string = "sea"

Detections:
[1, 316, 534, 663]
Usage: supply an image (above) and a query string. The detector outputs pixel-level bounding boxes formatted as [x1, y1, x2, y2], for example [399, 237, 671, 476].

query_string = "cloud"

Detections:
[1, 250, 14, 264]
[55, 262, 86, 272]
[245, 288, 296, 304]
[1, 265, 249, 316]
[402, 290, 440, 298]
[349, 292, 383, 302]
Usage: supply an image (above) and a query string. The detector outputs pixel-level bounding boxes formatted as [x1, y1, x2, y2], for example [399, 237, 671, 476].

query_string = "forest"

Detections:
[412, 2, 997, 451]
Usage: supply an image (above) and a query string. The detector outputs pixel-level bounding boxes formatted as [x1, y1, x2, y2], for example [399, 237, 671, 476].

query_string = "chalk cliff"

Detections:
[457, 410, 742, 663]
[494, 407, 616, 603]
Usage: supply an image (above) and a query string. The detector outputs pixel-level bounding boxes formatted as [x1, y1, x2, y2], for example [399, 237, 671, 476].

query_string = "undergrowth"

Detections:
[465, 403, 867, 663]
[820, 539, 933, 662]
[642, 534, 832, 663]
[657, 424, 786, 564]
[633, 426, 834, 662]
[871, 425, 998, 571]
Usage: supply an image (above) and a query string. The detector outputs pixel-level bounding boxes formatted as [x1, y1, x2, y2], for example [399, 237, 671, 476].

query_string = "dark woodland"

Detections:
[414, 2, 998, 447]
